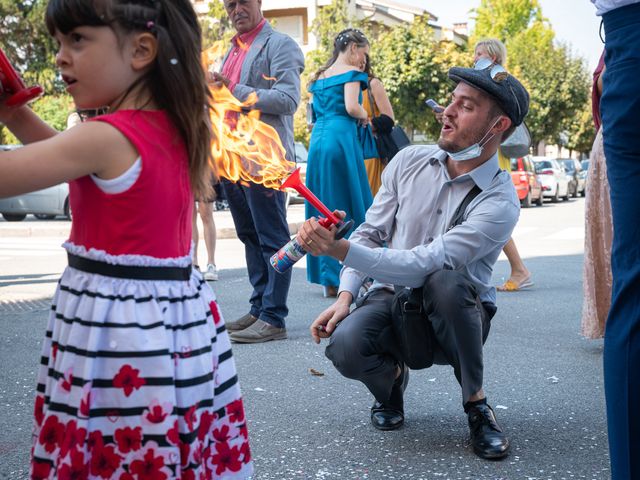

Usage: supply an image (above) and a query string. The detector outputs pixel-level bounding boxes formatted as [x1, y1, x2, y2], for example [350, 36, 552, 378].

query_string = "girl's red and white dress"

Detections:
[30, 110, 253, 479]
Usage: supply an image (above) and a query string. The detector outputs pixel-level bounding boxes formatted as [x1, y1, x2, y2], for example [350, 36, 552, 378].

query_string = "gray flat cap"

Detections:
[448, 66, 530, 126]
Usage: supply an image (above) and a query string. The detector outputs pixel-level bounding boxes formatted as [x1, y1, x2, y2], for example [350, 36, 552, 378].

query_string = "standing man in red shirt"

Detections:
[212, 0, 304, 343]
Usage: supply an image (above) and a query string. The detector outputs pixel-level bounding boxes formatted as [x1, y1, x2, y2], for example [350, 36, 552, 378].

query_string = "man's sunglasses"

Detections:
[473, 58, 521, 120]
[474, 57, 508, 82]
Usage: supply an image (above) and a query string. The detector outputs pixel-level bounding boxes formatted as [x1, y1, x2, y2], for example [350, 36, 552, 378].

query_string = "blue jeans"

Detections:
[601, 4, 640, 478]
[222, 179, 291, 328]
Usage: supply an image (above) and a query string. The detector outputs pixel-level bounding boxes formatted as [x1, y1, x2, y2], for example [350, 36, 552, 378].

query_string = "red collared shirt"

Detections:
[222, 18, 266, 92]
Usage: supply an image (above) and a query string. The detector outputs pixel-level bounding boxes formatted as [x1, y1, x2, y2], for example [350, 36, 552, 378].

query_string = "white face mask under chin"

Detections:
[445, 118, 500, 162]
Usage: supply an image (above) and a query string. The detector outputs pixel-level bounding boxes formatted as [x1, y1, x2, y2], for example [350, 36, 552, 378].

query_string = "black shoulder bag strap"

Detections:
[397, 181, 483, 307]
[391, 182, 484, 369]
[447, 183, 482, 232]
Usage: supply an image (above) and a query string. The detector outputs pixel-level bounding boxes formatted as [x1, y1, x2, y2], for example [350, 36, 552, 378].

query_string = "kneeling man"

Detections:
[297, 63, 529, 460]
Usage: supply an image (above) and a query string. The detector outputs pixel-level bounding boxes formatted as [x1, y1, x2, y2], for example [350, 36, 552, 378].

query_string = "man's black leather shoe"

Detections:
[467, 403, 510, 459]
[370, 363, 409, 431]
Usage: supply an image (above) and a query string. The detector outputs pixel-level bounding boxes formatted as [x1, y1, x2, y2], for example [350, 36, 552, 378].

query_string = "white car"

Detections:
[285, 142, 308, 206]
[0, 145, 71, 221]
[532, 157, 570, 203]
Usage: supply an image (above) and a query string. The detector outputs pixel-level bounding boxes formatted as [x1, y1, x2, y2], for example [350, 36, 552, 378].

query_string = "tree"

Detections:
[565, 98, 596, 156]
[294, 0, 353, 146]
[472, 0, 544, 44]
[200, 0, 235, 49]
[1, 0, 60, 92]
[1, 0, 66, 144]
[372, 16, 466, 140]
[472, 0, 592, 153]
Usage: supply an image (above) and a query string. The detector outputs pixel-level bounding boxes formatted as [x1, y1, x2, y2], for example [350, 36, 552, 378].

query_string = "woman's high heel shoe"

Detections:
[323, 285, 338, 298]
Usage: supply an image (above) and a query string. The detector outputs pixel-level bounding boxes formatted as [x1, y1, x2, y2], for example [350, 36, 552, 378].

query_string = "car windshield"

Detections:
[561, 160, 575, 172]
[534, 160, 553, 172]
[581, 160, 589, 170]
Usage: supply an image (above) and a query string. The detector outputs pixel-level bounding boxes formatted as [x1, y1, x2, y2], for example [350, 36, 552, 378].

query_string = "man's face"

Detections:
[437, 82, 498, 153]
[224, 0, 263, 34]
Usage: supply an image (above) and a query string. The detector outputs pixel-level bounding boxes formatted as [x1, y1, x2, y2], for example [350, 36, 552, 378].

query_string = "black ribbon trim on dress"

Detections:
[68, 252, 192, 281]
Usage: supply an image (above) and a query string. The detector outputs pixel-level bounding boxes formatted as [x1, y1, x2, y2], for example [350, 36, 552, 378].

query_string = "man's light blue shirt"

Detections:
[339, 145, 520, 305]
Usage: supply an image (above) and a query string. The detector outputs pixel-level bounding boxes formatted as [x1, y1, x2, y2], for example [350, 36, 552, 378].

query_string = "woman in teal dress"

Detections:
[306, 29, 374, 297]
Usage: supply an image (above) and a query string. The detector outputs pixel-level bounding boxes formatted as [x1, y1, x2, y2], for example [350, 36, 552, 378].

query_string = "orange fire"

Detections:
[202, 44, 295, 190]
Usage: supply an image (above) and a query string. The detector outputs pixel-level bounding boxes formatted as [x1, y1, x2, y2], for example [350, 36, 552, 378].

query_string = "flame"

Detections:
[203, 44, 295, 190]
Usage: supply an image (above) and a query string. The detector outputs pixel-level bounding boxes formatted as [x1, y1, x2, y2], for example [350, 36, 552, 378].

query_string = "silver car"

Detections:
[532, 157, 570, 203]
[0, 145, 71, 221]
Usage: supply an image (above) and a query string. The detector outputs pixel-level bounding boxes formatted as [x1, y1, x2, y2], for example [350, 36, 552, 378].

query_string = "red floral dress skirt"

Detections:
[30, 243, 253, 479]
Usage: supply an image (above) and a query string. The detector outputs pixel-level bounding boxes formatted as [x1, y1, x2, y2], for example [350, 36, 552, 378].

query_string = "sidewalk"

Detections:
[0, 203, 307, 239]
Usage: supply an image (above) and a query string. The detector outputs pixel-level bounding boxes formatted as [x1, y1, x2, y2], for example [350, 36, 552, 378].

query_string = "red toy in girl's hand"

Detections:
[0, 47, 43, 107]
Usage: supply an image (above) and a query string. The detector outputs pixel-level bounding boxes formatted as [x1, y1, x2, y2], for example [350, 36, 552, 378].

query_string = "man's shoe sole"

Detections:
[229, 332, 287, 343]
[472, 444, 510, 460]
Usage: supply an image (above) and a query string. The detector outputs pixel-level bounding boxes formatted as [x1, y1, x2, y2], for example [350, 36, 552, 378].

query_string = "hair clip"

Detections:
[146, 21, 155, 30]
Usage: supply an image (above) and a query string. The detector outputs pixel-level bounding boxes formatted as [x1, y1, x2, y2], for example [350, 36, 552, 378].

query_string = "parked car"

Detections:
[0, 145, 71, 221]
[532, 157, 570, 202]
[509, 156, 543, 207]
[285, 142, 309, 206]
[580, 159, 590, 194]
[559, 158, 586, 197]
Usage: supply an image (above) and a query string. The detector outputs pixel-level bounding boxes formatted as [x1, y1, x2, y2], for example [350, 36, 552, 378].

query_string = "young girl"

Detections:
[0, 1, 252, 478]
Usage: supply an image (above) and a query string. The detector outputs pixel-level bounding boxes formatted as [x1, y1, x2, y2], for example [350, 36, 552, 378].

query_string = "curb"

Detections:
[0, 222, 305, 239]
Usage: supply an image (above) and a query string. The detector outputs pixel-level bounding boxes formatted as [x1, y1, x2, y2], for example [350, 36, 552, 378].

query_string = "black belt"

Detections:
[67, 253, 192, 281]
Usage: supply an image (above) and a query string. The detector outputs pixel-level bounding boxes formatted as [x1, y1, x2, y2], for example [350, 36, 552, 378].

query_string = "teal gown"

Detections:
[306, 70, 374, 287]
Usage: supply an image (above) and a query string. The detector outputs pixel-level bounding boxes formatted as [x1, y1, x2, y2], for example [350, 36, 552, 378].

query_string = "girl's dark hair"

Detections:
[309, 28, 369, 84]
[46, 0, 213, 199]
[362, 53, 376, 80]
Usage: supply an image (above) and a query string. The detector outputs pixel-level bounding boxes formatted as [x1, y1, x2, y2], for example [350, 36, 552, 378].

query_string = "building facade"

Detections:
[192, 0, 467, 54]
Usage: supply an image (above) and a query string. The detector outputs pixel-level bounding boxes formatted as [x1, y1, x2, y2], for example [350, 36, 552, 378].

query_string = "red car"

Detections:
[510, 156, 543, 207]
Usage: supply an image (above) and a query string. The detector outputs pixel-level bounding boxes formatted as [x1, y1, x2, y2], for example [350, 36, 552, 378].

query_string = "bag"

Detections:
[358, 124, 379, 159]
[364, 82, 410, 165]
[390, 183, 482, 369]
[391, 286, 435, 369]
[376, 126, 411, 165]
[499, 122, 531, 158]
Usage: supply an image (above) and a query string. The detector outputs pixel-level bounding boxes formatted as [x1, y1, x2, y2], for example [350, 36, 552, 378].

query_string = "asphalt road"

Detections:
[0, 198, 610, 479]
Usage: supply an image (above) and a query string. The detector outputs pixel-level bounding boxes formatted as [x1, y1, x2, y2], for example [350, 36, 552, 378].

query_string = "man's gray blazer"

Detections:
[223, 22, 305, 163]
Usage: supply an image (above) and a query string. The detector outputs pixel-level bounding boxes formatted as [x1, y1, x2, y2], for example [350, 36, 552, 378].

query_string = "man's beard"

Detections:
[438, 121, 490, 153]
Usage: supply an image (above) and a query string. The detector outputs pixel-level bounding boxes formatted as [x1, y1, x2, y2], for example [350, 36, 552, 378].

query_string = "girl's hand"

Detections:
[0, 101, 23, 126]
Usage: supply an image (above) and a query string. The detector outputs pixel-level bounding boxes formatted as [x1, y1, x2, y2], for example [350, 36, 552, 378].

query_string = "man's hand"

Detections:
[208, 71, 231, 89]
[297, 211, 350, 261]
[310, 292, 352, 343]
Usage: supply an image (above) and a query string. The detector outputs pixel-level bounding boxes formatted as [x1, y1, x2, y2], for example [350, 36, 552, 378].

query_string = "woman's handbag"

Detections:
[365, 83, 411, 165]
[375, 125, 411, 165]
[358, 123, 379, 159]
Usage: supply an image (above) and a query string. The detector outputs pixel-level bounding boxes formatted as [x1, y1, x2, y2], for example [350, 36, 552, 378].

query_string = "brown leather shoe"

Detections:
[229, 319, 287, 343]
[225, 313, 257, 332]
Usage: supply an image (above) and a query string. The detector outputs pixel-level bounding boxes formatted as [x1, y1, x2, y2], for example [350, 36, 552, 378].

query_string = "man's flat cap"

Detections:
[448, 66, 530, 126]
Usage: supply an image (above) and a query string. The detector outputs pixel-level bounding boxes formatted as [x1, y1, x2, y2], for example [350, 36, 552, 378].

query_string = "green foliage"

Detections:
[565, 97, 596, 154]
[309, 0, 350, 54]
[1, 0, 61, 93]
[372, 16, 466, 140]
[1, 94, 73, 144]
[201, 0, 235, 49]
[473, 0, 592, 153]
[471, 0, 544, 44]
